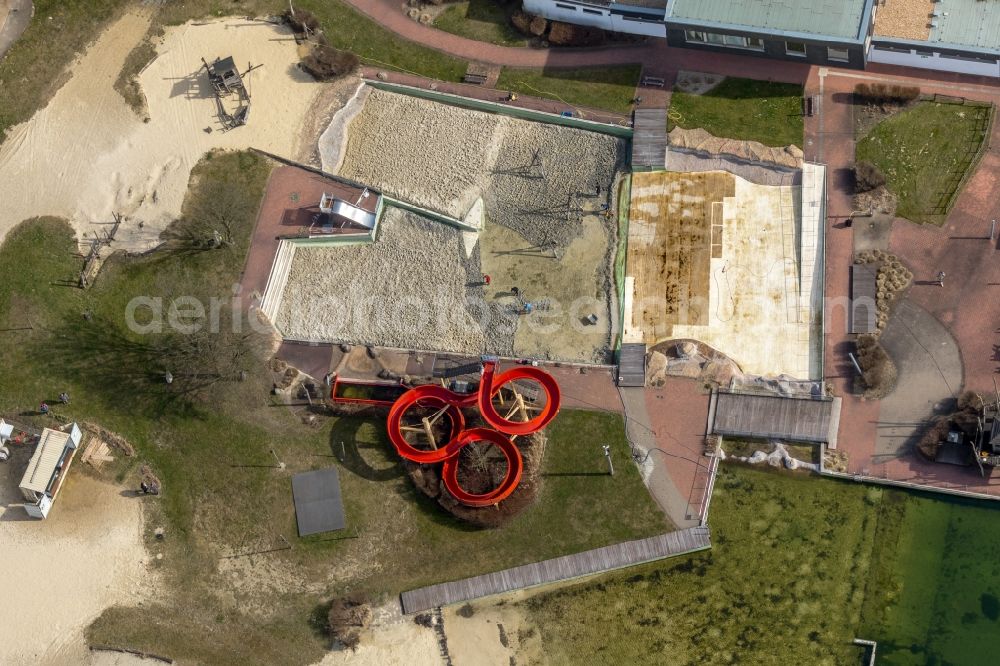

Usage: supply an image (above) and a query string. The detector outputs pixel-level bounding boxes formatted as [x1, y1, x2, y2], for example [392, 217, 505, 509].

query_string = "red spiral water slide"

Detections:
[385, 361, 561, 506]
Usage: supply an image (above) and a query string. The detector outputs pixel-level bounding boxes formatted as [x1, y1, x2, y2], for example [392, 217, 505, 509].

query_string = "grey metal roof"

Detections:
[667, 0, 870, 40]
[292, 468, 346, 536]
[929, 0, 1000, 52]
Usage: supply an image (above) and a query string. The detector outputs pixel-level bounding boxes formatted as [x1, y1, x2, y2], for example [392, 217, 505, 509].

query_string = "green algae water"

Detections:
[861, 488, 1000, 665]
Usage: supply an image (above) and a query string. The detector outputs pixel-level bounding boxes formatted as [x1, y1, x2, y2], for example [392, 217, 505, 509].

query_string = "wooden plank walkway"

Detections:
[632, 108, 667, 169]
[712, 389, 834, 444]
[399, 525, 710, 614]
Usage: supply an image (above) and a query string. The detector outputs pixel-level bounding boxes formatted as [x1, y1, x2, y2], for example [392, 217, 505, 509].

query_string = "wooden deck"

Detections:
[712, 389, 835, 443]
[632, 108, 667, 169]
[399, 526, 710, 614]
[850, 264, 878, 334]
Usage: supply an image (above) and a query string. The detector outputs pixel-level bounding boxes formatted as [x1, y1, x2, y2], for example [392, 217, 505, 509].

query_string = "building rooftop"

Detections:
[872, 0, 932, 42]
[928, 0, 1000, 52]
[667, 0, 871, 41]
[20, 427, 79, 495]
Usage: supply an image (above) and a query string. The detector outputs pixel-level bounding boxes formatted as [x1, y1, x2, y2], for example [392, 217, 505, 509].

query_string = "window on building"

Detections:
[827, 46, 850, 62]
[786, 41, 807, 56]
[686, 30, 764, 50]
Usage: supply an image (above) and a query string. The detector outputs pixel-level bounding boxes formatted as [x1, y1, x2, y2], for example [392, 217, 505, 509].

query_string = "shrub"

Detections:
[547, 21, 604, 47]
[854, 160, 886, 193]
[854, 83, 920, 105]
[510, 11, 534, 35]
[301, 45, 360, 82]
[328, 593, 372, 650]
[528, 15, 548, 37]
[856, 334, 897, 399]
[283, 8, 320, 34]
[917, 416, 949, 460]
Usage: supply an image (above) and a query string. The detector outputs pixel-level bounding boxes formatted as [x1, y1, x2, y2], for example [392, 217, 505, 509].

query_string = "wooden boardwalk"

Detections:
[712, 389, 835, 444]
[400, 526, 710, 614]
[632, 108, 667, 169]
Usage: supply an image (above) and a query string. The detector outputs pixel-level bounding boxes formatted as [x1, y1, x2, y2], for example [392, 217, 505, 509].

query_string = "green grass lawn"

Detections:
[860, 489, 1000, 666]
[496, 65, 641, 116]
[297, 0, 467, 81]
[668, 77, 805, 147]
[0, 151, 664, 664]
[855, 100, 993, 225]
[433, 0, 528, 47]
[519, 466, 879, 664]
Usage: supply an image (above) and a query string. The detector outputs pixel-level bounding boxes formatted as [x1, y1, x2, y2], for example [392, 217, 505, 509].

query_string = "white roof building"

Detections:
[19, 424, 82, 519]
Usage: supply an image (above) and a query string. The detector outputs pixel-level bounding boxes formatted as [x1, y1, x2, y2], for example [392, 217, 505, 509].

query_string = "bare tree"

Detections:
[162, 179, 258, 250]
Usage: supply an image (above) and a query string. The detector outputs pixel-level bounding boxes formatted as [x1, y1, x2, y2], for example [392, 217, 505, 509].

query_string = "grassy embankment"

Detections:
[497, 65, 642, 116]
[856, 100, 993, 225]
[434, 0, 528, 47]
[668, 77, 805, 148]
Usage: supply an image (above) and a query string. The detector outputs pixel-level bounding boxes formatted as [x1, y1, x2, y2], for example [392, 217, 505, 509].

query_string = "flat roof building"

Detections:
[523, 0, 1000, 77]
[668, 0, 871, 41]
[20, 424, 82, 519]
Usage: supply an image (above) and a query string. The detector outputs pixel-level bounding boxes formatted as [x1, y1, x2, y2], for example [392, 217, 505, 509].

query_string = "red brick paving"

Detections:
[644, 377, 713, 522]
[238, 164, 375, 302]
[808, 68, 1000, 494]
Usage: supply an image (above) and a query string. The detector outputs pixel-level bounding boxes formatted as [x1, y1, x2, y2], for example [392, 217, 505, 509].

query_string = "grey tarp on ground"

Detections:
[292, 468, 346, 536]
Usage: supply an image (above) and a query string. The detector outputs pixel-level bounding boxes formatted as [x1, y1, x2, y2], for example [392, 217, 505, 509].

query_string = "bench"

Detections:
[463, 73, 488, 85]
[641, 76, 665, 88]
[802, 95, 819, 116]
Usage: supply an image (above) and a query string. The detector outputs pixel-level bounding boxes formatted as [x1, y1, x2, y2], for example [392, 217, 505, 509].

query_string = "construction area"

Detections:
[270, 86, 627, 363]
[623, 165, 825, 379]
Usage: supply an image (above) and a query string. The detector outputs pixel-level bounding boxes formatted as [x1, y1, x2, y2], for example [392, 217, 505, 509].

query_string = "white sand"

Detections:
[311, 605, 442, 666]
[0, 473, 150, 665]
[0, 12, 325, 252]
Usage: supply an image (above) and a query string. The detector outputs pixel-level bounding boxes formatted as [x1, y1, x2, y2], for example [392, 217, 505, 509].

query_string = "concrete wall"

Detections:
[869, 42, 1000, 78]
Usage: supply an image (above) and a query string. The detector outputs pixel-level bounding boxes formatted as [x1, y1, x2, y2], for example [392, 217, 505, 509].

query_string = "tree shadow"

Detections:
[329, 417, 402, 482]
[41, 314, 203, 420]
[832, 167, 856, 196]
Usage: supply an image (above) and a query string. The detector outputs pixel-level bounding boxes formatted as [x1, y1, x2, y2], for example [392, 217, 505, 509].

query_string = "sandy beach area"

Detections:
[0, 470, 151, 665]
[0, 11, 326, 252]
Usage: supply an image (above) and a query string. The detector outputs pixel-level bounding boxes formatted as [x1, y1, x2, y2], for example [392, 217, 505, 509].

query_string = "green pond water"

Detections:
[862, 487, 1000, 665]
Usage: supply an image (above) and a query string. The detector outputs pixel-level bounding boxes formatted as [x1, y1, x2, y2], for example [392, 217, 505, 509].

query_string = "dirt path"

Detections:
[0, 13, 327, 251]
[0, 473, 150, 665]
[0, 0, 31, 62]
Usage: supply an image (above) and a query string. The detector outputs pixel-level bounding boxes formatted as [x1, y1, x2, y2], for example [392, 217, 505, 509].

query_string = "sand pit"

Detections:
[276, 207, 486, 353]
[324, 89, 626, 243]
[625, 169, 822, 379]
[310, 607, 442, 666]
[0, 12, 326, 251]
[302, 88, 625, 362]
[0, 462, 150, 665]
[274, 203, 616, 362]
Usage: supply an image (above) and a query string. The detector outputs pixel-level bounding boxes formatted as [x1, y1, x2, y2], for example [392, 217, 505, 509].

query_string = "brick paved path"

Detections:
[807, 67, 1000, 493]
